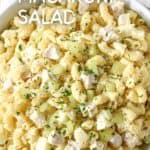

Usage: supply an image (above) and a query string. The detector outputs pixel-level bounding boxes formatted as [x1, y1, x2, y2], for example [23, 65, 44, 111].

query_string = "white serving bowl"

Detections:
[0, 0, 150, 32]
[0, 1, 150, 149]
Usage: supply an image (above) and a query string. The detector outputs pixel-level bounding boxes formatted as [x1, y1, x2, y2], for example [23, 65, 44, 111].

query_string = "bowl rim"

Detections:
[0, 0, 150, 32]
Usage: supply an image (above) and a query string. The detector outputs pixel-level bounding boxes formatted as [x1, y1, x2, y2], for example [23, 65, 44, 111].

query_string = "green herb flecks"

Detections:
[78, 64, 82, 71]
[84, 69, 94, 75]
[16, 112, 20, 115]
[18, 44, 23, 51]
[63, 90, 71, 97]
[24, 93, 32, 100]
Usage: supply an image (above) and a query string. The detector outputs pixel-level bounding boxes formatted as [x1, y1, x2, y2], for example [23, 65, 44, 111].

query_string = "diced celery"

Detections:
[42, 125, 51, 137]
[105, 81, 116, 92]
[88, 65, 99, 75]
[99, 128, 114, 142]
[111, 62, 125, 75]
[0, 138, 6, 146]
[112, 111, 124, 124]
[86, 55, 105, 74]
[87, 90, 95, 100]
[31, 29, 43, 44]
[88, 46, 99, 57]
[50, 64, 65, 76]
[39, 102, 50, 112]
[66, 121, 74, 135]
[81, 120, 94, 130]
[67, 41, 85, 52]
[127, 103, 145, 116]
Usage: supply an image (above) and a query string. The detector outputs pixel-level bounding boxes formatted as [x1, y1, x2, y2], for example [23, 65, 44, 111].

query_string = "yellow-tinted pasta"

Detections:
[0, 1, 150, 149]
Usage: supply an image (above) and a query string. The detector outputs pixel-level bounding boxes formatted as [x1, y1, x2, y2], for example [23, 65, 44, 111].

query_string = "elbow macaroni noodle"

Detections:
[0, 1, 150, 149]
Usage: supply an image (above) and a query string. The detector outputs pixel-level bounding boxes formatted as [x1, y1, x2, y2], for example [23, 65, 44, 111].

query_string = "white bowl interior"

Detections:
[0, 2, 38, 32]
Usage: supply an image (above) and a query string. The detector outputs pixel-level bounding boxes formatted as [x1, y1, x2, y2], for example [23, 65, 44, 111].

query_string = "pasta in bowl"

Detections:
[0, 0, 150, 150]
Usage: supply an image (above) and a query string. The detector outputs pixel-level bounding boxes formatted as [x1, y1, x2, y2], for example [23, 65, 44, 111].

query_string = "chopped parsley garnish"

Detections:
[18, 44, 23, 51]
[88, 131, 96, 140]
[45, 124, 50, 128]
[18, 58, 24, 63]
[105, 31, 109, 37]
[137, 80, 142, 84]
[16, 112, 20, 115]
[54, 115, 59, 118]
[78, 64, 82, 71]
[24, 92, 36, 100]
[24, 93, 32, 100]
[61, 129, 67, 135]
[91, 148, 97, 150]
[84, 69, 94, 75]
[63, 90, 71, 97]
[56, 100, 64, 104]
[43, 83, 49, 91]
[73, 106, 80, 113]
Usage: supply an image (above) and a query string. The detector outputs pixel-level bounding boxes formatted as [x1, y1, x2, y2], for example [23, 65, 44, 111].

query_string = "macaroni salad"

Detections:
[0, 1, 150, 150]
